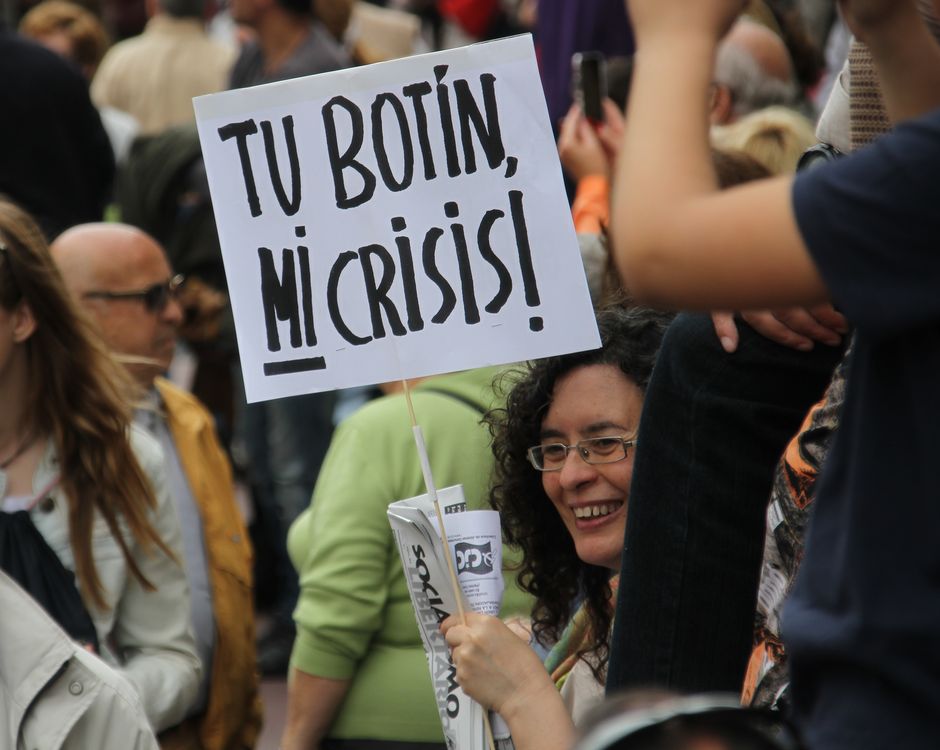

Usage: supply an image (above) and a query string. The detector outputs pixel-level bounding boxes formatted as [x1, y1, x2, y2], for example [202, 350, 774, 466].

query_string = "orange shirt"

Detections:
[571, 174, 610, 235]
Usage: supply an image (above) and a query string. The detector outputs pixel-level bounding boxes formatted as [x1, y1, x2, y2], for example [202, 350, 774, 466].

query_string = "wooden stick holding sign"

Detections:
[401, 379, 498, 750]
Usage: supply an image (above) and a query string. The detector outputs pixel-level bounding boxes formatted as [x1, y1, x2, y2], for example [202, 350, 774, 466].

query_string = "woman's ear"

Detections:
[12, 302, 37, 343]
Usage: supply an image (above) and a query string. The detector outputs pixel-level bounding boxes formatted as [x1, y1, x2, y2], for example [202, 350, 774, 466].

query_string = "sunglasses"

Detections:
[83, 274, 185, 313]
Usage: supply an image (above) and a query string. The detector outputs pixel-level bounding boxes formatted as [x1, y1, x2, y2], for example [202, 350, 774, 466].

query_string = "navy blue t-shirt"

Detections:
[786, 107, 940, 749]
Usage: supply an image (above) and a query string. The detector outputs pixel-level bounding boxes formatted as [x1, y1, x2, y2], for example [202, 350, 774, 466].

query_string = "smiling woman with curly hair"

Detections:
[442, 304, 672, 750]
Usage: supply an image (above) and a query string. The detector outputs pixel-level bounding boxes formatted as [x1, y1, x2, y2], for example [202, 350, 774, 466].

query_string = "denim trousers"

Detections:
[606, 313, 845, 694]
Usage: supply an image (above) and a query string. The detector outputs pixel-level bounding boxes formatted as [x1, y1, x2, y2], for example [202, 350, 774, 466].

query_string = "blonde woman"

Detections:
[710, 105, 818, 175]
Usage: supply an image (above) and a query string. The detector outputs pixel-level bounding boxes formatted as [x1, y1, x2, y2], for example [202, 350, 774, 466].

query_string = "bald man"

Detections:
[52, 224, 262, 750]
[711, 18, 798, 124]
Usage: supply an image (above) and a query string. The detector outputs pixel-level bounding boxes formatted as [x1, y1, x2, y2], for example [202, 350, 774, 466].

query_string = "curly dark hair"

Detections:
[486, 305, 673, 680]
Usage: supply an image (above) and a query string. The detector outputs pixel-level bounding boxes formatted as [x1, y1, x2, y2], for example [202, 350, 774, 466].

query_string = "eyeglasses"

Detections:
[83, 274, 185, 313]
[527, 436, 637, 472]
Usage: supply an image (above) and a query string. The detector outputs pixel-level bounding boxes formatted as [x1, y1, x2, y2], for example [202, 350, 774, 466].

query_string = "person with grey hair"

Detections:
[711, 18, 800, 123]
[91, 0, 236, 135]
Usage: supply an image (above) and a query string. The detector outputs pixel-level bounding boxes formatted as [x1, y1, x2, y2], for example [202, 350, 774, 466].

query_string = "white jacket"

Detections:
[0, 426, 201, 732]
[0, 570, 159, 749]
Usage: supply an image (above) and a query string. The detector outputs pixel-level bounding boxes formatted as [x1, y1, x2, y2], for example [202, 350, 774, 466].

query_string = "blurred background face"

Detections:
[19, 1, 109, 80]
[92, 244, 182, 384]
[54, 227, 183, 386]
[539, 363, 644, 571]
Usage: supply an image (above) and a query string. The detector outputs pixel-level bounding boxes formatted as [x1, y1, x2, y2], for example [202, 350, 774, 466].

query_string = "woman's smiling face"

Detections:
[538, 363, 643, 571]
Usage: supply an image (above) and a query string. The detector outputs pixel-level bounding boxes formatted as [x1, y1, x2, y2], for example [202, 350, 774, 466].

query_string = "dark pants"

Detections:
[607, 313, 844, 694]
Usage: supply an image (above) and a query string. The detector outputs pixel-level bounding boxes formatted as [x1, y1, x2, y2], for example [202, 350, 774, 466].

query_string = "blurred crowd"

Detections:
[1, 1, 938, 750]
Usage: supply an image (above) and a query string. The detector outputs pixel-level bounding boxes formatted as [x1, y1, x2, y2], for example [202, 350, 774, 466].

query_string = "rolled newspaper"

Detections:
[388, 485, 514, 750]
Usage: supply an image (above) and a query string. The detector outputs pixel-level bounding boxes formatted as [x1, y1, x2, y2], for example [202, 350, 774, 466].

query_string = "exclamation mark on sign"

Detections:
[508, 190, 543, 331]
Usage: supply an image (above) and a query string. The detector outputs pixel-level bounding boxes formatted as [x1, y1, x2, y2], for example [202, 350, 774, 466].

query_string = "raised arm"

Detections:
[612, 0, 940, 312]
[611, 0, 827, 311]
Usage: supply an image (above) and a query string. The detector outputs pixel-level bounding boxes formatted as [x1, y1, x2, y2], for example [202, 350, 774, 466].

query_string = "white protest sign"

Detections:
[194, 35, 599, 403]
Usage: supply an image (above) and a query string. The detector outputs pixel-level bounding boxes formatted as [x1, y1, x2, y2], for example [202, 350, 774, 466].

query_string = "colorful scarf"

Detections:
[544, 575, 619, 689]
